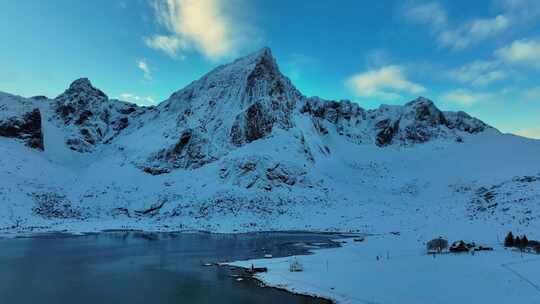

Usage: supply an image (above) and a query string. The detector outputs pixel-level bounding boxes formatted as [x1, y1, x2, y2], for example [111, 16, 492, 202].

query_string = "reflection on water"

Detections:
[0, 231, 337, 304]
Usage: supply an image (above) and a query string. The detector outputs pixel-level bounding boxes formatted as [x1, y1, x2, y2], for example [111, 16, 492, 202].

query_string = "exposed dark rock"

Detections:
[117, 106, 137, 115]
[30, 95, 49, 101]
[301, 98, 364, 124]
[143, 167, 171, 175]
[245, 48, 282, 100]
[115, 117, 129, 131]
[266, 164, 297, 186]
[32, 192, 81, 219]
[57, 78, 107, 101]
[173, 130, 193, 154]
[75, 110, 93, 125]
[53, 78, 144, 152]
[219, 156, 312, 190]
[444, 111, 487, 133]
[375, 119, 399, 146]
[143, 128, 217, 172]
[0, 108, 44, 150]
[134, 201, 166, 217]
[231, 102, 274, 146]
[56, 104, 76, 123]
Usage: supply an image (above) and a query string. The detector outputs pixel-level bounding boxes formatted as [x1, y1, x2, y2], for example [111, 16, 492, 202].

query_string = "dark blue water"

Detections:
[0, 231, 336, 304]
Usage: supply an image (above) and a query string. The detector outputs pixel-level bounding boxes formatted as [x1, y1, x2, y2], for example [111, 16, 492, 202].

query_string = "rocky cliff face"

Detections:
[54, 78, 145, 152]
[0, 108, 43, 150]
[300, 96, 490, 147]
[140, 48, 303, 172]
[0, 93, 44, 150]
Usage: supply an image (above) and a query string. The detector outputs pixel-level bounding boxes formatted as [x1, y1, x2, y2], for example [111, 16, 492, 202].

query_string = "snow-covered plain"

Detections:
[230, 235, 540, 304]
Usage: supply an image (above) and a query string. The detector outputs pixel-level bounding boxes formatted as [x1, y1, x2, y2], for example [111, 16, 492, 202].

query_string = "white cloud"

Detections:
[439, 89, 493, 107]
[403, 2, 447, 29]
[495, 39, 540, 67]
[137, 59, 152, 80]
[439, 15, 510, 50]
[346, 65, 425, 100]
[144, 35, 186, 59]
[404, 3, 511, 50]
[447, 60, 507, 86]
[145, 0, 256, 60]
[497, 0, 540, 20]
[118, 93, 157, 106]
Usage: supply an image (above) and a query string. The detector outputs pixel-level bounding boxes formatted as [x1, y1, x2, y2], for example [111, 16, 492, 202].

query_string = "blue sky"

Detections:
[1, 0, 540, 138]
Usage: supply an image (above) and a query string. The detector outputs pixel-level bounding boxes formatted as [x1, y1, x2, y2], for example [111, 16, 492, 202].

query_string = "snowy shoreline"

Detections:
[0, 222, 357, 239]
[229, 234, 540, 304]
[3, 218, 540, 303]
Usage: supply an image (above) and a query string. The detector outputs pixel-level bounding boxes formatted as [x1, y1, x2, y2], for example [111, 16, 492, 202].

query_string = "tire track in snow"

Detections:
[501, 257, 540, 294]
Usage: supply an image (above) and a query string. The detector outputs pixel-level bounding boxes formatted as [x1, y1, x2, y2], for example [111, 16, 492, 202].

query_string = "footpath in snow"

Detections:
[229, 233, 540, 304]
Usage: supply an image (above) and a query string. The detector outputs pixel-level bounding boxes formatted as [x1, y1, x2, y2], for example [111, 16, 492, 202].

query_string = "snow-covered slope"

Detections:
[1, 48, 539, 236]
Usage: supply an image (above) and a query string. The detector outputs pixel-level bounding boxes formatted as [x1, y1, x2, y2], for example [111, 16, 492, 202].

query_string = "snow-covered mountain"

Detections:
[1, 47, 539, 235]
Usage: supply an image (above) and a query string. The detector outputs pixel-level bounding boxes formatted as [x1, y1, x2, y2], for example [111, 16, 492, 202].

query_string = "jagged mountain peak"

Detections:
[165, 47, 301, 110]
[230, 46, 275, 68]
[56, 77, 107, 101]
[405, 96, 434, 107]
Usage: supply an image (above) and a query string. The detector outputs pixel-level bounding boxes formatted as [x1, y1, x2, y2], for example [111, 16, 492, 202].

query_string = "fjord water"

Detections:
[0, 232, 335, 304]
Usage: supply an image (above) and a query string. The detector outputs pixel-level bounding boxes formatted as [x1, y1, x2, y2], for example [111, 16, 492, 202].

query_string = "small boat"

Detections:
[236, 277, 244, 282]
[202, 262, 213, 267]
[263, 254, 273, 259]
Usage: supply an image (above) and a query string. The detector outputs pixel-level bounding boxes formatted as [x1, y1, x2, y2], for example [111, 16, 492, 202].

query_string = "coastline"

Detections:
[228, 235, 540, 304]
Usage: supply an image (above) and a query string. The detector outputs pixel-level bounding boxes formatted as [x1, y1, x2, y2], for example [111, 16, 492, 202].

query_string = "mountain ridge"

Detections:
[0, 48, 538, 236]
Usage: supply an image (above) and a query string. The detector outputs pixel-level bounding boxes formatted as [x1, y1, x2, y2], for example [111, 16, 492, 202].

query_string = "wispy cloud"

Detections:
[403, 2, 448, 30]
[495, 38, 540, 68]
[439, 89, 494, 107]
[137, 59, 152, 80]
[144, 35, 186, 59]
[438, 15, 510, 50]
[144, 0, 258, 60]
[447, 60, 507, 86]
[404, 2, 511, 50]
[118, 93, 157, 106]
[496, 0, 540, 21]
[346, 65, 425, 100]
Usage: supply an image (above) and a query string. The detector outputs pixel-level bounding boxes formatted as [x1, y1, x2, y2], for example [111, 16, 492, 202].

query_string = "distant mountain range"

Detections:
[1, 48, 539, 235]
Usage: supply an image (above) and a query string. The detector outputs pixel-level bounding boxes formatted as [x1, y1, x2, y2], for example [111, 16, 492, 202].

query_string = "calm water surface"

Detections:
[0, 231, 338, 304]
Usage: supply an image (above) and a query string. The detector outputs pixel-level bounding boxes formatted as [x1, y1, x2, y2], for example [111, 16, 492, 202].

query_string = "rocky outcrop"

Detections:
[444, 111, 487, 133]
[219, 156, 314, 191]
[32, 192, 82, 219]
[394, 97, 449, 144]
[301, 98, 365, 124]
[230, 102, 274, 146]
[377, 97, 489, 145]
[301, 96, 493, 147]
[54, 78, 144, 152]
[143, 128, 218, 171]
[0, 108, 44, 150]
